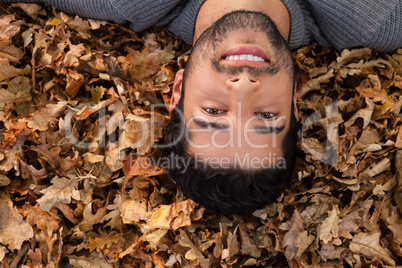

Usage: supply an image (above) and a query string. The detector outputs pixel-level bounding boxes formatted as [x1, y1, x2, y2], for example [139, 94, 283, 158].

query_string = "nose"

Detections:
[226, 73, 260, 93]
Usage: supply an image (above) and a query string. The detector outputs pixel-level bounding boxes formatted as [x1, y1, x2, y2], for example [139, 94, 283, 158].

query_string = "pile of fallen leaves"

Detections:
[0, 3, 401, 267]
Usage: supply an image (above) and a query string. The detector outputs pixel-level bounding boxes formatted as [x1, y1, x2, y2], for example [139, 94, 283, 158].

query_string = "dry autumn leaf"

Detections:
[319, 205, 341, 244]
[37, 176, 80, 211]
[0, 207, 33, 250]
[281, 209, 315, 259]
[350, 232, 395, 266]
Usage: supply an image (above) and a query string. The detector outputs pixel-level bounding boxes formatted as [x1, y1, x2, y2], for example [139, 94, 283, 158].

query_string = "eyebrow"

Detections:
[253, 124, 285, 134]
[193, 119, 286, 134]
[193, 118, 229, 130]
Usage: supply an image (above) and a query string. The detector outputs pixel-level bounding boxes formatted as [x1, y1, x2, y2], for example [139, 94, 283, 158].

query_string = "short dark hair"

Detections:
[162, 82, 298, 215]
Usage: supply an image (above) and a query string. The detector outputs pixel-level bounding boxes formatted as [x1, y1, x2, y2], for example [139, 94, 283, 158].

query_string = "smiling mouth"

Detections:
[225, 54, 265, 62]
[221, 46, 269, 67]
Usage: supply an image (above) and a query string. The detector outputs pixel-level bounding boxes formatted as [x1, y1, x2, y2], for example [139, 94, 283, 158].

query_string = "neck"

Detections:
[194, 0, 290, 44]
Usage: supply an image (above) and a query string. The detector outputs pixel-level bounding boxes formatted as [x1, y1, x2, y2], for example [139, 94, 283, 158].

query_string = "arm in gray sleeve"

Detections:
[0, 0, 126, 24]
[1, 0, 186, 33]
[166, 0, 206, 45]
[303, 0, 402, 53]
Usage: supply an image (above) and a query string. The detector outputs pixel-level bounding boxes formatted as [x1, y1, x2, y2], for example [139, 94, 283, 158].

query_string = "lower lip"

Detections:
[221, 46, 269, 67]
[222, 46, 269, 61]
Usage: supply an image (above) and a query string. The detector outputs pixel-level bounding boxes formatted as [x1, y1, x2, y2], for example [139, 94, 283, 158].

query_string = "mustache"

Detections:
[212, 58, 280, 77]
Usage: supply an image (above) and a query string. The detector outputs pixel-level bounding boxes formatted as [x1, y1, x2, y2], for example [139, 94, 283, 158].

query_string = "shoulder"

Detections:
[304, 0, 402, 52]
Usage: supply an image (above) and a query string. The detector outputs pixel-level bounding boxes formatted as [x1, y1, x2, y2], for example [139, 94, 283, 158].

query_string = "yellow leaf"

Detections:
[83, 153, 105, 163]
[146, 200, 196, 230]
[88, 233, 123, 253]
[147, 205, 171, 229]
[47, 18, 61, 26]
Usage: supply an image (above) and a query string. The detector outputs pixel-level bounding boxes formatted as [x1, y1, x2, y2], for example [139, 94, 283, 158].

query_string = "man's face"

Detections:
[171, 11, 296, 169]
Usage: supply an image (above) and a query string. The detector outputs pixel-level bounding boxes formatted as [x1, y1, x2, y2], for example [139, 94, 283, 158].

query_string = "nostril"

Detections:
[249, 78, 257, 83]
[230, 78, 240, 82]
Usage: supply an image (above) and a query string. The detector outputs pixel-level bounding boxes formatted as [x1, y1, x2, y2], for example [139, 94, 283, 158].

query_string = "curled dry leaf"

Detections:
[281, 209, 315, 259]
[88, 233, 123, 253]
[395, 126, 402, 148]
[335, 48, 372, 65]
[0, 88, 32, 107]
[350, 232, 395, 266]
[0, 174, 10, 186]
[344, 97, 375, 129]
[338, 199, 373, 239]
[37, 176, 80, 211]
[0, 58, 31, 82]
[146, 200, 196, 230]
[120, 199, 150, 223]
[119, 113, 167, 155]
[319, 241, 346, 262]
[178, 229, 205, 260]
[0, 207, 33, 250]
[0, 245, 7, 262]
[11, 3, 45, 19]
[363, 157, 391, 177]
[319, 205, 341, 244]
[69, 252, 113, 268]
[239, 222, 261, 258]
[23, 204, 59, 232]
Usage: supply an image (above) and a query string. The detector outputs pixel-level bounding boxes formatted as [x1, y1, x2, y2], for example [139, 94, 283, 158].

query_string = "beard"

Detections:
[186, 10, 293, 79]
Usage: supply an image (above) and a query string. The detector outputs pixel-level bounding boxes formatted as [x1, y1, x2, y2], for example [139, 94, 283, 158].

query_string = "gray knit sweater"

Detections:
[2, 0, 402, 53]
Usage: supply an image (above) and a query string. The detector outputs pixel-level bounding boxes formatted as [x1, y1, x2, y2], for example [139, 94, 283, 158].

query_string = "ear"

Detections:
[169, 69, 184, 112]
[293, 83, 299, 121]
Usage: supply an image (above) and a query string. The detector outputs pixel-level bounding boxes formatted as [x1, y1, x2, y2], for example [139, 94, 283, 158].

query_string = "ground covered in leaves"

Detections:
[0, 3, 401, 268]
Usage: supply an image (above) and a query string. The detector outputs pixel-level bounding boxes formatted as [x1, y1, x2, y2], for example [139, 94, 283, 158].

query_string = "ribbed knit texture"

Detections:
[300, 0, 402, 53]
[110, 0, 183, 31]
[1, 0, 402, 52]
[280, 0, 309, 50]
[167, 0, 206, 44]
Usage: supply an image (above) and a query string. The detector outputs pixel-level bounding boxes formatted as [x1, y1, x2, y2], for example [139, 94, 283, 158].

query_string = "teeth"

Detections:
[225, 54, 265, 62]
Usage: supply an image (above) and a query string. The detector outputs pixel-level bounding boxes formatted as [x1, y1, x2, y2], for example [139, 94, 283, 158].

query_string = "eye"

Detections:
[255, 112, 277, 119]
[203, 108, 227, 115]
